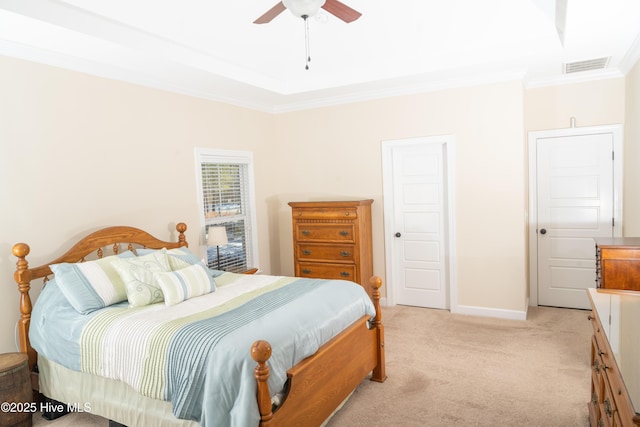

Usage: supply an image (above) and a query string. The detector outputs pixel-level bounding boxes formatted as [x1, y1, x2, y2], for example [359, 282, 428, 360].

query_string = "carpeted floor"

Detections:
[32, 305, 592, 427]
[326, 304, 592, 427]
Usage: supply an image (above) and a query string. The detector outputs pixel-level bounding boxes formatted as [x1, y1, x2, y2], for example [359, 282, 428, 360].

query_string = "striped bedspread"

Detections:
[47, 273, 375, 426]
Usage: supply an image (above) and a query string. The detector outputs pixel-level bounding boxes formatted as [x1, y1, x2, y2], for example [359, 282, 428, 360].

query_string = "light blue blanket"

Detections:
[30, 273, 375, 426]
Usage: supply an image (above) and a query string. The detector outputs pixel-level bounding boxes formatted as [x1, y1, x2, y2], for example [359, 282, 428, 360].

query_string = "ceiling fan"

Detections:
[253, 0, 362, 24]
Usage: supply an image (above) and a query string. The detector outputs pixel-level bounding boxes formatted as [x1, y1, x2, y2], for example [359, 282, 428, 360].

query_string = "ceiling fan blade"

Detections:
[253, 2, 286, 24]
[321, 0, 362, 23]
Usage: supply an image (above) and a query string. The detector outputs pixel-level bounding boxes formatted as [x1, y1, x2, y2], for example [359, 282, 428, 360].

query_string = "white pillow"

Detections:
[111, 251, 170, 307]
[154, 263, 215, 306]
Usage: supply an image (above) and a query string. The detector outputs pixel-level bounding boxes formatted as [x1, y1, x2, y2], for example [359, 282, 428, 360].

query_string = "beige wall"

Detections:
[624, 61, 640, 235]
[524, 78, 626, 132]
[0, 56, 274, 353]
[0, 53, 635, 353]
[269, 82, 528, 314]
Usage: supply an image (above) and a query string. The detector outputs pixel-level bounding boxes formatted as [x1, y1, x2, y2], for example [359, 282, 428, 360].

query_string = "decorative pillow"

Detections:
[154, 263, 215, 306]
[138, 246, 222, 282]
[50, 251, 136, 315]
[111, 251, 170, 307]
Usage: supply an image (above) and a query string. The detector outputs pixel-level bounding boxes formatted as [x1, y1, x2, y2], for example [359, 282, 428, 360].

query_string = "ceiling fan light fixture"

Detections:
[283, 0, 326, 18]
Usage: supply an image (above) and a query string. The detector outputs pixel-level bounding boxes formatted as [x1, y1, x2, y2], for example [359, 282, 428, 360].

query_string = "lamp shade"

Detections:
[207, 226, 228, 246]
[283, 0, 326, 18]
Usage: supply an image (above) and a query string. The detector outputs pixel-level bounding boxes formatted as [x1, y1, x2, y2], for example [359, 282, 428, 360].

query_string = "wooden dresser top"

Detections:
[595, 237, 640, 248]
[288, 199, 373, 208]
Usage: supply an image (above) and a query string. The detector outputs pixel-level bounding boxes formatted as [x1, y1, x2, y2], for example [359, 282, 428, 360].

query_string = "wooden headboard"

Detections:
[12, 222, 188, 372]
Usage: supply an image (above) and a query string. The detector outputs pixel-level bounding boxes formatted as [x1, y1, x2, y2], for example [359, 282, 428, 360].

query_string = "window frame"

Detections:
[194, 148, 259, 272]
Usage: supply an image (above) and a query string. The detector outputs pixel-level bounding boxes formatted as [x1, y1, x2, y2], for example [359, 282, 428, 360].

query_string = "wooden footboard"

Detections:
[251, 276, 386, 427]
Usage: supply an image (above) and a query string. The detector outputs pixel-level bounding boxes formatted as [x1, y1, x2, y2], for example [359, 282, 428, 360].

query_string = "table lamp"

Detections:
[207, 226, 228, 270]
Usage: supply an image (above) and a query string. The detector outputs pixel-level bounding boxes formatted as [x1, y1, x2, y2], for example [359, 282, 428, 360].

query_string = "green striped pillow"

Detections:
[154, 263, 215, 306]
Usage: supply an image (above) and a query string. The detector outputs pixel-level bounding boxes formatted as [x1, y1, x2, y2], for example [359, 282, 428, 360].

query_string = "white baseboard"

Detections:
[451, 304, 528, 321]
[382, 299, 528, 321]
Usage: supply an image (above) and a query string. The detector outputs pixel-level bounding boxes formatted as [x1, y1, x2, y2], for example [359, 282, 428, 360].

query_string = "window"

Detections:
[195, 148, 258, 273]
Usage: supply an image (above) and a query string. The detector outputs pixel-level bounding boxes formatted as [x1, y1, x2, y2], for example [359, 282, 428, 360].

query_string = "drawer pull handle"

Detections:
[598, 349, 605, 356]
[302, 268, 312, 274]
[302, 249, 312, 255]
[340, 272, 350, 277]
[301, 230, 310, 236]
[340, 251, 351, 257]
[339, 231, 349, 236]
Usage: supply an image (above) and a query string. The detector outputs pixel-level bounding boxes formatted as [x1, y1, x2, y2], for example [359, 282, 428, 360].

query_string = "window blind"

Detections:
[200, 161, 253, 273]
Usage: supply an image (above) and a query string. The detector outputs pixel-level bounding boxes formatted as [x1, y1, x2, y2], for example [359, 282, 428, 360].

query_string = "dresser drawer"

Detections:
[592, 336, 605, 402]
[294, 224, 356, 242]
[588, 366, 604, 426]
[600, 258, 640, 290]
[595, 239, 640, 291]
[296, 262, 357, 281]
[600, 247, 640, 261]
[605, 361, 637, 425]
[601, 379, 620, 426]
[296, 243, 355, 263]
[590, 312, 609, 359]
[292, 207, 359, 220]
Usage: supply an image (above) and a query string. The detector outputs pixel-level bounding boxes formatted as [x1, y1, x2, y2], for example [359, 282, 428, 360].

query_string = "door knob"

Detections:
[540, 228, 547, 235]
[395, 232, 401, 238]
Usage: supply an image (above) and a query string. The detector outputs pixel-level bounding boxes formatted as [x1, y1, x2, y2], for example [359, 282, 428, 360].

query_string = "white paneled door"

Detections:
[531, 126, 622, 309]
[383, 138, 452, 309]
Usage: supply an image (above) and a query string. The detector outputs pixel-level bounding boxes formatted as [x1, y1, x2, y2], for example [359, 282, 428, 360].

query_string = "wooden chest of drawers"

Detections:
[595, 238, 640, 291]
[587, 289, 640, 426]
[289, 200, 374, 298]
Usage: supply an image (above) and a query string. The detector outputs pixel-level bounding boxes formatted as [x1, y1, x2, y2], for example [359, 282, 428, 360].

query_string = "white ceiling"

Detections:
[1, 0, 639, 113]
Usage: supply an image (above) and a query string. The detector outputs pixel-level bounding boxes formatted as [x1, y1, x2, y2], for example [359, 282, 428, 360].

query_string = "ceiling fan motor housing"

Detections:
[283, 0, 326, 18]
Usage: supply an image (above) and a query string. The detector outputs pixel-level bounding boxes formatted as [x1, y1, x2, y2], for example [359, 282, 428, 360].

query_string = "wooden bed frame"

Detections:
[12, 222, 386, 426]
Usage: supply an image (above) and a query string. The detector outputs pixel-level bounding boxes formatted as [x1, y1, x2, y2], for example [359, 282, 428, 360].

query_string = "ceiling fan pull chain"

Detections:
[303, 15, 310, 70]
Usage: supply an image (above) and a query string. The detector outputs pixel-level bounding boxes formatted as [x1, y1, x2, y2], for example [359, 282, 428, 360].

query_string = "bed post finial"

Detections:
[251, 340, 273, 426]
[176, 222, 188, 247]
[12, 243, 37, 371]
[369, 276, 387, 383]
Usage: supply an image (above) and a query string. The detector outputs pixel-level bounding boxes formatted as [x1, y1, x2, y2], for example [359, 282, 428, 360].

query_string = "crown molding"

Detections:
[269, 68, 528, 113]
[619, 32, 640, 74]
[0, 37, 631, 115]
[0, 39, 279, 112]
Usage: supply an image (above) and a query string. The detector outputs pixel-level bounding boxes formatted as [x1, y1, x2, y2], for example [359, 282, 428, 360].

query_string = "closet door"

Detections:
[530, 126, 621, 309]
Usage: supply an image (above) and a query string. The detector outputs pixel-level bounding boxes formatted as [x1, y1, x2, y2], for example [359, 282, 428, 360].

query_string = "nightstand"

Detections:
[0, 352, 32, 426]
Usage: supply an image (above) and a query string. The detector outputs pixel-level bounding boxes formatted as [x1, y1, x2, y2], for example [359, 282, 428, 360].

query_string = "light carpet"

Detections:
[32, 304, 592, 426]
